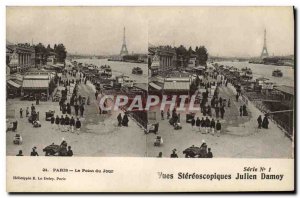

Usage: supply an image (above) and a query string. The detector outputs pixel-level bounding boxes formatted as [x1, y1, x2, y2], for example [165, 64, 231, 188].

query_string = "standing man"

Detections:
[31, 104, 35, 113]
[191, 117, 195, 129]
[50, 115, 55, 129]
[161, 110, 164, 120]
[117, 113, 122, 127]
[75, 118, 81, 135]
[201, 117, 206, 134]
[55, 115, 60, 130]
[74, 103, 79, 116]
[216, 120, 221, 137]
[205, 117, 211, 134]
[70, 116, 75, 133]
[95, 91, 98, 100]
[236, 94, 239, 102]
[215, 104, 220, 118]
[60, 115, 65, 132]
[210, 118, 216, 135]
[206, 148, 213, 158]
[262, 115, 269, 129]
[19, 108, 23, 118]
[220, 105, 225, 119]
[239, 106, 243, 117]
[170, 149, 178, 158]
[257, 115, 263, 129]
[80, 104, 85, 117]
[26, 107, 29, 117]
[67, 146, 73, 156]
[167, 109, 170, 119]
[195, 117, 200, 131]
[65, 115, 70, 132]
[16, 150, 23, 156]
[30, 147, 39, 156]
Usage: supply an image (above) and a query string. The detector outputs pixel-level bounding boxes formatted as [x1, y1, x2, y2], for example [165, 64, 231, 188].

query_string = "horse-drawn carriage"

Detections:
[45, 110, 55, 121]
[186, 112, 196, 123]
[183, 144, 208, 158]
[7, 120, 18, 132]
[154, 136, 163, 146]
[43, 141, 68, 156]
[146, 122, 159, 134]
[13, 134, 22, 145]
[169, 117, 178, 125]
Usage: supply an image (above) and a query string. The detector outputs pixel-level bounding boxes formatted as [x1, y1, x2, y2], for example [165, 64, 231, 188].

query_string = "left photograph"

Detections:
[6, 7, 149, 157]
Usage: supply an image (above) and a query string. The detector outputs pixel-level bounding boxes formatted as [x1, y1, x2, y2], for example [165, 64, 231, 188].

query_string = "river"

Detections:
[215, 61, 294, 87]
[72, 59, 294, 87]
[73, 58, 148, 84]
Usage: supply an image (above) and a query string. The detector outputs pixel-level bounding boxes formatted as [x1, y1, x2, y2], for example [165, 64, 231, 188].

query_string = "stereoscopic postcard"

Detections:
[6, 6, 295, 192]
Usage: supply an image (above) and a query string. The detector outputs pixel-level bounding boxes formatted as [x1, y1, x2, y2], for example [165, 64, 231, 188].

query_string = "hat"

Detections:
[202, 139, 205, 143]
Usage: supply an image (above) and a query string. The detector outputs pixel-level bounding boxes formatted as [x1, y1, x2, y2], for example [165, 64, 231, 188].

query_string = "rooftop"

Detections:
[164, 81, 190, 91]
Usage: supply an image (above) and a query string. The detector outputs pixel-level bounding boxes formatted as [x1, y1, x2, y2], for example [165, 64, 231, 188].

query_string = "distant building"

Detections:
[46, 52, 57, 65]
[148, 45, 176, 75]
[187, 55, 197, 68]
[6, 41, 35, 73]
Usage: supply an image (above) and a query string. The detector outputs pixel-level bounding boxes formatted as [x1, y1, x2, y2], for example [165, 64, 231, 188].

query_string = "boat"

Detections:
[132, 67, 143, 75]
[272, 69, 283, 77]
[103, 68, 112, 78]
[123, 76, 135, 88]
[100, 65, 111, 69]
[240, 67, 253, 80]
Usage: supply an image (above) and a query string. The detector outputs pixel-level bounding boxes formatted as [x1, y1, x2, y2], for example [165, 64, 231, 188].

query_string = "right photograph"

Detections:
[146, 7, 294, 158]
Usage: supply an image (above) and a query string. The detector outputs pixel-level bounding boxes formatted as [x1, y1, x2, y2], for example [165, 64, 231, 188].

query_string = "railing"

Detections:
[244, 95, 293, 139]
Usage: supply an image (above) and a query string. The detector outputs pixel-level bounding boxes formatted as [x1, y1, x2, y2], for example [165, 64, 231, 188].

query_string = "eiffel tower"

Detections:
[120, 27, 129, 56]
[261, 29, 269, 58]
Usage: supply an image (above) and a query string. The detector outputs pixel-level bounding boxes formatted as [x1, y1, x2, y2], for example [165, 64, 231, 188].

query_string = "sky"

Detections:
[7, 7, 294, 57]
[6, 7, 148, 55]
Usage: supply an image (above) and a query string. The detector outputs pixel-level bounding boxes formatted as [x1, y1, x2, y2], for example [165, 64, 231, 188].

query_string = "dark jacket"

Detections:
[216, 122, 221, 130]
[205, 118, 211, 127]
[70, 118, 75, 126]
[195, 119, 201, 127]
[207, 152, 213, 158]
[191, 119, 195, 126]
[55, 117, 60, 124]
[210, 120, 216, 128]
[67, 149, 73, 157]
[76, 120, 81, 128]
[50, 117, 55, 124]
[201, 119, 206, 127]
[60, 117, 65, 125]
[65, 117, 70, 125]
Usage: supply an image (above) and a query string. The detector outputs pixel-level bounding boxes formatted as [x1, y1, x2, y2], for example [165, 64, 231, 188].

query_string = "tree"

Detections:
[54, 44, 67, 63]
[35, 43, 47, 65]
[188, 46, 193, 55]
[175, 45, 188, 67]
[196, 46, 208, 66]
